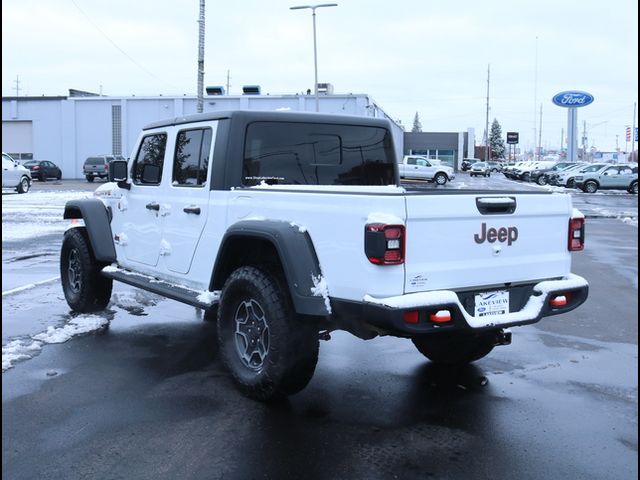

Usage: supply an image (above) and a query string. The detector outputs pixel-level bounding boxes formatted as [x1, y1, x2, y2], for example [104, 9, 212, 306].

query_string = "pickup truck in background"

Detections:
[398, 155, 455, 185]
[60, 110, 589, 401]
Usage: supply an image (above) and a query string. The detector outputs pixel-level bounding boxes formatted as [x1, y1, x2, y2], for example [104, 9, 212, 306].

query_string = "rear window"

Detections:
[243, 122, 396, 186]
[85, 157, 105, 166]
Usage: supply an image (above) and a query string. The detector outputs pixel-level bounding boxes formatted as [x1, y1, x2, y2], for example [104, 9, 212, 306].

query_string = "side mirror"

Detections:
[109, 160, 130, 189]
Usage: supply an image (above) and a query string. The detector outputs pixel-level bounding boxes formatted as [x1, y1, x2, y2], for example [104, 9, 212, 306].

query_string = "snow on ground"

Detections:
[2, 190, 91, 242]
[2, 315, 109, 371]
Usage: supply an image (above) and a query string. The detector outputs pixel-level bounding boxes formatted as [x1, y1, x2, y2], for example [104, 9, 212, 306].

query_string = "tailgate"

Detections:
[404, 193, 573, 293]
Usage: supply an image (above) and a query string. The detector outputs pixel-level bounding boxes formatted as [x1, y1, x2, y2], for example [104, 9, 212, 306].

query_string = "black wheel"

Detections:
[412, 331, 496, 365]
[566, 178, 575, 188]
[522, 172, 530, 182]
[57, 171, 62, 180]
[629, 181, 638, 194]
[16, 176, 30, 194]
[86, 175, 95, 182]
[60, 228, 113, 312]
[434, 173, 448, 185]
[217, 266, 319, 401]
[537, 175, 547, 185]
[583, 181, 598, 193]
[39, 171, 46, 182]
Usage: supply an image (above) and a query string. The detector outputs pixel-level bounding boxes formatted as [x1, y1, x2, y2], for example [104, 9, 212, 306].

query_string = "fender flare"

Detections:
[63, 198, 116, 263]
[212, 220, 328, 316]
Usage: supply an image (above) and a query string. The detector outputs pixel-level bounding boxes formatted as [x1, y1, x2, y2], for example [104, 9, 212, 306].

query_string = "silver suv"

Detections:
[83, 155, 125, 182]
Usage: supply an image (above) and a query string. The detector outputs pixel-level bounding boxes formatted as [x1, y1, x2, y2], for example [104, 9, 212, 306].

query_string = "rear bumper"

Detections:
[353, 274, 588, 337]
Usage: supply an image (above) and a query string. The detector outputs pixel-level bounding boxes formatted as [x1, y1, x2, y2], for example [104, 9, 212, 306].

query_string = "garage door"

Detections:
[2, 121, 33, 161]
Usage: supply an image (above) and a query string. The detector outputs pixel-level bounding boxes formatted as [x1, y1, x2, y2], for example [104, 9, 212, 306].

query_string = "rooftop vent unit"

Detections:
[242, 85, 261, 95]
[317, 83, 334, 95]
[206, 86, 225, 95]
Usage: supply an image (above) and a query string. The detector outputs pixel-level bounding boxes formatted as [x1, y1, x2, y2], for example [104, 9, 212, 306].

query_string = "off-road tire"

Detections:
[217, 266, 319, 401]
[412, 331, 496, 365]
[629, 181, 638, 194]
[60, 227, 113, 312]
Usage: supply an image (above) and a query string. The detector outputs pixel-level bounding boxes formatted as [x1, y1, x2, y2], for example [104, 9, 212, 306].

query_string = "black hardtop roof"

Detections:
[142, 110, 392, 131]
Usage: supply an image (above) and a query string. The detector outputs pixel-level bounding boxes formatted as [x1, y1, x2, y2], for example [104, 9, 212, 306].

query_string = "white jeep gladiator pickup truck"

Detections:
[60, 110, 588, 401]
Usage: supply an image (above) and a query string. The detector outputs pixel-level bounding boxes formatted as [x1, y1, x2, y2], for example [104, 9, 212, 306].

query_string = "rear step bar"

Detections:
[101, 267, 218, 310]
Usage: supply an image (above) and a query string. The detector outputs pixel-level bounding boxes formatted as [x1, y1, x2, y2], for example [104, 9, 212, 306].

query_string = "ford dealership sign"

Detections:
[552, 91, 594, 108]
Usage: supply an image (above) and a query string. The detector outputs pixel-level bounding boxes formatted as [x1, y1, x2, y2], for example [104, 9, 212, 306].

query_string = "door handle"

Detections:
[183, 205, 201, 215]
[145, 202, 160, 211]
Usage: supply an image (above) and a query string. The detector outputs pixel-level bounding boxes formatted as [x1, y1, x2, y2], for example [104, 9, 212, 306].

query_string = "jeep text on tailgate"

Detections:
[60, 111, 588, 401]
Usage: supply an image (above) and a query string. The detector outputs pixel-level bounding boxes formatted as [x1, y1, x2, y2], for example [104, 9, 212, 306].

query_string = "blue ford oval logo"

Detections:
[552, 91, 594, 108]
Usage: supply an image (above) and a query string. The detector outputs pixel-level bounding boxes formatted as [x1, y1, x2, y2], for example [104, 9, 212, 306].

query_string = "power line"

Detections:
[70, 0, 181, 92]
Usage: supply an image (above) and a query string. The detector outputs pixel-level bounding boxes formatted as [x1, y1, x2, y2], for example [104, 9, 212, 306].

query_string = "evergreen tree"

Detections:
[412, 112, 422, 133]
[489, 118, 506, 159]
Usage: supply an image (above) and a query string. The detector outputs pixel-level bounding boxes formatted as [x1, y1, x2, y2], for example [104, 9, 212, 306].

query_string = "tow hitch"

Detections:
[494, 328, 512, 346]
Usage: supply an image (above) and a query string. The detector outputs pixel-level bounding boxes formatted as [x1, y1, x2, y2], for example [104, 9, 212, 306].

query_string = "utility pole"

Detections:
[583, 120, 587, 159]
[561, 128, 564, 154]
[632, 102, 637, 159]
[13, 75, 21, 96]
[196, 0, 205, 113]
[226, 69, 231, 95]
[485, 64, 490, 161]
[538, 103, 543, 160]
[616, 134, 619, 151]
[533, 36, 538, 161]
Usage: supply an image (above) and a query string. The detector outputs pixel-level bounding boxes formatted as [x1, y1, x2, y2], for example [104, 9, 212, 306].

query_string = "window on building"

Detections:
[132, 133, 167, 185]
[173, 128, 212, 186]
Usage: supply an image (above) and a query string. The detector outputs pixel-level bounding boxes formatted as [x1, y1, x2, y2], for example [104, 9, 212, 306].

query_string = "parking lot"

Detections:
[2, 177, 638, 480]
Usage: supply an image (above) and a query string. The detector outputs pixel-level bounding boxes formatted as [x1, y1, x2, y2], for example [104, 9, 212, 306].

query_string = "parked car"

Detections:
[23, 160, 62, 181]
[469, 161, 491, 177]
[461, 158, 481, 171]
[486, 161, 503, 173]
[549, 163, 608, 188]
[2, 152, 31, 193]
[574, 164, 638, 194]
[530, 162, 576, 185]
[83, 155, 125, 182]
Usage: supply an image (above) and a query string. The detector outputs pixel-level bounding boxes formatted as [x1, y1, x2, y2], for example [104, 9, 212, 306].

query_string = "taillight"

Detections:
[105, 164, 109, 171]
[365, 223, 405, 265]
[568, 217, 585, 251]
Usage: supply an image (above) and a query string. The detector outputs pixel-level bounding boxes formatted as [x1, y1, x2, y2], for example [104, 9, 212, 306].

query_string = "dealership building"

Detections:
[2, 87, 475, 178]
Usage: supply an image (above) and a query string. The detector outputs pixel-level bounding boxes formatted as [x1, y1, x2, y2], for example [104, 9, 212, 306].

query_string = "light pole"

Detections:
[290, 3, 337, 112]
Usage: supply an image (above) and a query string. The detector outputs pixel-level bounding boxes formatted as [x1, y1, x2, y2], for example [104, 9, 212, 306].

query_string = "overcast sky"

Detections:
[2, 0, 638, 152]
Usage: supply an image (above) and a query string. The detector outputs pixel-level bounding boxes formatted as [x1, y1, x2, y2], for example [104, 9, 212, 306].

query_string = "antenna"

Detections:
[13, 75, 21, 96]
[226, 69, 231, 95]
[533, 36, 538, 158]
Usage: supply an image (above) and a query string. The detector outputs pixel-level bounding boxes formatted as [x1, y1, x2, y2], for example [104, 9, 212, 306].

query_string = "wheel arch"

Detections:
[211, 220, 328, 316]
[63, 199, 116, 263]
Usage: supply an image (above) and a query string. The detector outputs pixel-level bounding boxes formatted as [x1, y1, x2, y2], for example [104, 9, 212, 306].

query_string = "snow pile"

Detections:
[311, 274, 332, 314]
[33, 315, 109, 344]
[196, 290, 221, 305]
[289, 222, 307, 233]
[2, 339, 43, 371]
[2, 315, 109, 371]
[366, 212, 405, 225]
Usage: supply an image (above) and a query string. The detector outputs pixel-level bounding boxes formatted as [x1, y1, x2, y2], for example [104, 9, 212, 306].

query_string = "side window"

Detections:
[407, 157, 417, 165]
[173, 128, 212, 187]
[132, 133, 167, 185]
[604, 167, 617, 175]
[417, 159, 428, 167]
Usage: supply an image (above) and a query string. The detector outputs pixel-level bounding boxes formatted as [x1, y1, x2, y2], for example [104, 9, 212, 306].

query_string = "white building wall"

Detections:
[2, 94, 405, 178]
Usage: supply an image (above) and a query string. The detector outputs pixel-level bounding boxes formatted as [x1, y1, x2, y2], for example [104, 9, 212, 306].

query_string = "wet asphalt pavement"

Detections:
[2, 177, 638, 480]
